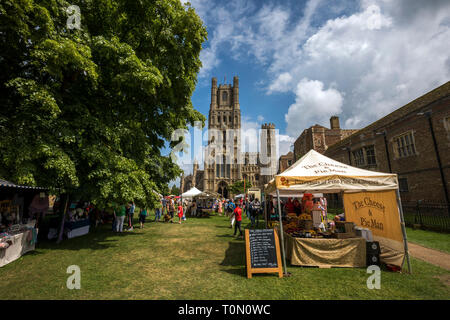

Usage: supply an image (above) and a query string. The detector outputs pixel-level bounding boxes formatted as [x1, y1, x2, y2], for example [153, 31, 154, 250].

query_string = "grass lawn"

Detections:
[0, 213, 449, 300]
[406, 227, 450, 254]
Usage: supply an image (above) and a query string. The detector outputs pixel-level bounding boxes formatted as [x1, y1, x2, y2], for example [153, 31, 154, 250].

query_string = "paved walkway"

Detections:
[408, 242, 450, 270]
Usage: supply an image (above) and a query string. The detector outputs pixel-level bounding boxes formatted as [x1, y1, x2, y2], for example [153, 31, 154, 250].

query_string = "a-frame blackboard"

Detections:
[245, 229, 283, 278]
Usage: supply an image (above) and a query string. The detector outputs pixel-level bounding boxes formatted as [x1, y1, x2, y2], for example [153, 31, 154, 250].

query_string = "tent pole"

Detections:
[276, 189, 288, 277]
[396, 188, 412, 274]
[264, 192, 268, 228]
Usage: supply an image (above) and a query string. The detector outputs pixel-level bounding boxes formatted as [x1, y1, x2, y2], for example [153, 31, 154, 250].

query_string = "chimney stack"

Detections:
[330, 116, 340, 130]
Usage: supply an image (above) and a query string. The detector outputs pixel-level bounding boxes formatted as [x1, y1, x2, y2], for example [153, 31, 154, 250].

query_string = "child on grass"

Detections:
[139, 208, 147, 229]
[177, 202, 184, 224]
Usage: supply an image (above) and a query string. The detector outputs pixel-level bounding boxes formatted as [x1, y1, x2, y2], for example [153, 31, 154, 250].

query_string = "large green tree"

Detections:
[0, 0, 207, 208]
[170, 185, 180, 196]
[230, 180, 252, 195]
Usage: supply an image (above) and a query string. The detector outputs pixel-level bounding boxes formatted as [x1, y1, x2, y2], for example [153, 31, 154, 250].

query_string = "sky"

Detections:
[169, 0, 450, 187]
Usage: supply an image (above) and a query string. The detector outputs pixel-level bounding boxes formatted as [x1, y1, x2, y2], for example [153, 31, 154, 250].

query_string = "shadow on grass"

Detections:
[221, 267, 246, 277]
[216, 234, 235, 238]
[220, 241, 245, 267]
[215, 225, 233, 229]
[36, 225, 145, 251]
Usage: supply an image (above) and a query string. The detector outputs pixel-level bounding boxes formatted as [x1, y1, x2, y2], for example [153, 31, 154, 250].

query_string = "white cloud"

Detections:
[278, 134, 295, 156]
[268, 72, 293, 93]
[285, 79, 343, 136]
[191, 0, 450, 146]
[263, 0, 450, 133]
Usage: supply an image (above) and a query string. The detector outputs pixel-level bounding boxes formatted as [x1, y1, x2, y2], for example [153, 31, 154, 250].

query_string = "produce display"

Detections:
[270, 196, 359, 239]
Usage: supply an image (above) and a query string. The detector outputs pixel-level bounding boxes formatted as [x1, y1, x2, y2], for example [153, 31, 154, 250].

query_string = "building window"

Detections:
[352, 148, 365, 167]
[352, 145, 376, 167]
[394, 131, 416, 158]
[229, 115, 232, 123]
[399, 178, 409, 192]
[287, 160, 292, 166]
[218, 116, 220, 123]
[222, 91, 228, 102]
[221, 155, 226, 177]
[365, 145, 377, 165]
[444, 117, 450, 133]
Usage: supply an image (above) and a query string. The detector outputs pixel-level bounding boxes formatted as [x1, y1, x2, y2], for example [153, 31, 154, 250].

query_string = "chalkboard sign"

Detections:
[245, 229, 282, 278]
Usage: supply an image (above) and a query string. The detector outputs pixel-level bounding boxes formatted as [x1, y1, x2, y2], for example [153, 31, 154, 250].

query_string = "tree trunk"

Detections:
[57, 194, 70, 244]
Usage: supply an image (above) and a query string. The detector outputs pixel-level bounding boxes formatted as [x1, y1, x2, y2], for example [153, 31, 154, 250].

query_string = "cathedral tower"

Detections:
[204, 76, 241, 198]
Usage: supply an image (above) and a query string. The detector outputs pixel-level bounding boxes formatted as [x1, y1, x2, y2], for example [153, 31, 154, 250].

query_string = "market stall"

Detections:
[0, 179, 46, 267]
[265, 149, 410, 274]
[192, 191, 221, 216]
[181, 187, 203, 199]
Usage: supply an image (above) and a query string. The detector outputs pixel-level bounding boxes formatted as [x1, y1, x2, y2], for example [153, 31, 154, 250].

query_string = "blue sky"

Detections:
[169, 0, 450, 186]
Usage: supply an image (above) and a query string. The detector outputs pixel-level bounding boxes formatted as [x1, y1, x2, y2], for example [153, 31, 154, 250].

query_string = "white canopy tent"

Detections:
[181, 187, 203, 198]
[265, 149, 411, 275]
[266, 149, 398, 195]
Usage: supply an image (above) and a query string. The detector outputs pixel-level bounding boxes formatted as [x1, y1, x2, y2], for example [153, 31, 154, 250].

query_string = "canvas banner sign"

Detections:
[343, 191, 403, 243]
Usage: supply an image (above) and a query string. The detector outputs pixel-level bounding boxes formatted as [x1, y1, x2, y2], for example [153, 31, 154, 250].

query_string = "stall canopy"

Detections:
[264, 149, 411, 274]
[266, 149, 398, 195]
[0, 179, 47, 191]
[181, 187, 203, 198]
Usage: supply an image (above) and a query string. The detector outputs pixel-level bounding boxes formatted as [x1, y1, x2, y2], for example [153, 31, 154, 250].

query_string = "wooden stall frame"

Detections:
[245, 229, 283, 279]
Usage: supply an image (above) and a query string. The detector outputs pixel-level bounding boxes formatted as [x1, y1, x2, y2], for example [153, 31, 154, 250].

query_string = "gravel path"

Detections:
[408, 242, 450, 270]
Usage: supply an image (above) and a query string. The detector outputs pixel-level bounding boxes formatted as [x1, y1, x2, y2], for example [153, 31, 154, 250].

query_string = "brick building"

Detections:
[324, 81, 450, 204]
[293, 116, 358, 161]
[278, 151, 294, 174]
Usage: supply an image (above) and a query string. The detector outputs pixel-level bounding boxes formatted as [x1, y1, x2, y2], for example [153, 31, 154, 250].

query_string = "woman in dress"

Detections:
[218, 200, 223, 216]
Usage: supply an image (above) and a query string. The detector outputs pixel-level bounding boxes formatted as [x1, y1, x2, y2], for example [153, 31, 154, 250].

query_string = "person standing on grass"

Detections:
[112, 207, 117, 231]
[155, 200, 162, 222]
[250, 198, 261, 228]
[139, 207, 147, 229]
[128, 201, 135, 231]
[162, 197, 167, 216]
[233, 204, 243, 238]
[115, 204, 127, 233]
[191, 200, 197, 217]
[218, 199, 223, 216]
[228, 200, 236, 228]
[224, 200, 229, 216]
[169, 198, 175, 223]
[182, 200, 187, 221]
[177, 201, 184, 224]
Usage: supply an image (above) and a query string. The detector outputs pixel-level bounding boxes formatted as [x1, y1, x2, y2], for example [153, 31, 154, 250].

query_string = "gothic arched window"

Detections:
[222, 91, 228, 102]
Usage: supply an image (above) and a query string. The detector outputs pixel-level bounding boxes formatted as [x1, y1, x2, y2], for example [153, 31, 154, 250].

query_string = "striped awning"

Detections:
[0, 179, 47, 191]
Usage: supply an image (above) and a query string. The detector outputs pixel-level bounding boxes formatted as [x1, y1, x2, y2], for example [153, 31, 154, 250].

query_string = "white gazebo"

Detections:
[181, 187, 204, 198]
[265, 149, 411, 275]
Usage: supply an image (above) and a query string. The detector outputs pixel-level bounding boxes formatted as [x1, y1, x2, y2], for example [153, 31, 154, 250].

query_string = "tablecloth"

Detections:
[283, 233, 366, 268]
[0, 230, 37, 267]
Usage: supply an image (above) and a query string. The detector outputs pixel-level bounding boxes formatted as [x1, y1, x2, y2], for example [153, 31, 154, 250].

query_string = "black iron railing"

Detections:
[401, 200, 450, 232]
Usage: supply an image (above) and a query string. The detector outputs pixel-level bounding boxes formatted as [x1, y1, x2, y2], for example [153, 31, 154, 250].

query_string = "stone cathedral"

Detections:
[181, 76, 277, 198]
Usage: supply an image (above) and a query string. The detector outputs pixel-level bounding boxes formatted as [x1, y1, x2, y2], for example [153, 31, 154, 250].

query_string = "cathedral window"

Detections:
[222, 91, 228, 102]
